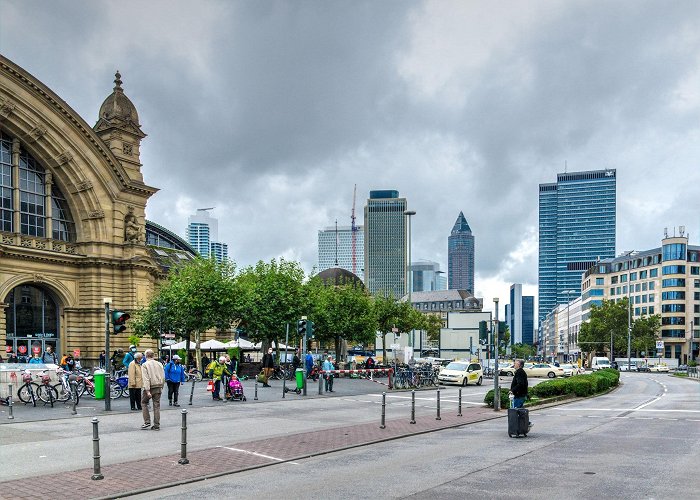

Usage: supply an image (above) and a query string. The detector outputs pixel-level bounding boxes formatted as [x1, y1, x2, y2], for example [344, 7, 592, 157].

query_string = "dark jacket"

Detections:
[42, 351, 57, 364]
[261, 353, 275, 369]
[510, 367, 528, 397]
[292, 354, 300, 370]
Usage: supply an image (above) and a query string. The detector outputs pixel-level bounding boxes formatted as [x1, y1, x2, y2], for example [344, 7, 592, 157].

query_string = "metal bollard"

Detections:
[254, 380, 258, 401]
[91, 417, 104, 480]
[410, 390, 416, 424]
[318, 374, 323, 395]
[71, 380, 78, 415]
[178, 409, 189, 465]
[188, 379, 195, 406]
[458, 388, 462, 417]
[8, 384, 14, 420]
[380, 392, 386, 429]
[436, 387, 441, 420]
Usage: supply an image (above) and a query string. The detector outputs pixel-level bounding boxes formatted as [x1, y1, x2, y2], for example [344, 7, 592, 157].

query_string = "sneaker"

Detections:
[173, 403, 180, 407]
[141, 423, 151, 429]
[168, 402, 172, 406]
[151, 426, 160, 431]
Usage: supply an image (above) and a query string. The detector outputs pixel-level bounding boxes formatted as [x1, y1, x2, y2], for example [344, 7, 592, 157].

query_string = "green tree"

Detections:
[579, 298, 630, 359]
[511, 343, 537, 360]
[421, 314, 443, 342]
[235, 258, 307, 356]
[374, 294, 422, 362]
[308, 277, 376, 358]
[131, 256, 239, 370]
[631, 314, 661, 357]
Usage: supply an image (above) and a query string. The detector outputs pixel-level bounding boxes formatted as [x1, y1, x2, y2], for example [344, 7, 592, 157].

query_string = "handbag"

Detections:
[206, 380, 214, 392]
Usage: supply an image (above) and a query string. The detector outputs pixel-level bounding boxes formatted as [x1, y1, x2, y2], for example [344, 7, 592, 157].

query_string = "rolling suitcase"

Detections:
[508, 408, 529, 438]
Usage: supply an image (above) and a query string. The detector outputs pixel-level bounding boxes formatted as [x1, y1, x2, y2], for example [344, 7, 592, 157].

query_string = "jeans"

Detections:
[142, 386, 162, 427]
[166, 381, 180, 403]
[213, 380, 221, 399]
[513, 396, 526, 408]
[324, 374, 334, 392]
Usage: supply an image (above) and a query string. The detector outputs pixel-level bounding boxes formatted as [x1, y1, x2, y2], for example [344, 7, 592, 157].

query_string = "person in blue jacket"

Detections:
[164, 354, 187, 406]
[305, 352, 314, 378]
[122, 345, 137, 370]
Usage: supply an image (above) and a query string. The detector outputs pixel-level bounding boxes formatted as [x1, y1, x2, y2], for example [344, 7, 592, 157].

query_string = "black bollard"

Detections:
[436, 387, 441, 421]
[8, 384, 14, 420]
[254, 380, 258, 401]
[458, 388, 462, 417]
[178, 409, 189, 465]
[91, 417, 104, 480]
[318, 373, 323, 395]
[410, 390, 416, 424]
[188, 378, 195, 406]
[71, 380, 78, 415]
[380, 392, 386, 429]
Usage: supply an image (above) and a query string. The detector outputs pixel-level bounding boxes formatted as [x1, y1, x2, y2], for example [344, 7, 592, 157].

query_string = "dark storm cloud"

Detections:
[2, 0, 699, 305]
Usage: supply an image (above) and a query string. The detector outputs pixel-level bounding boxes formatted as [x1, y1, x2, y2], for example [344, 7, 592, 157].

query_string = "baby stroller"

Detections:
[226, 377, 246, 401]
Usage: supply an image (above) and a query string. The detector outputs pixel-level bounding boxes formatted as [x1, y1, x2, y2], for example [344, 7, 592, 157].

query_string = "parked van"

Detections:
[591, 357, 611, 371]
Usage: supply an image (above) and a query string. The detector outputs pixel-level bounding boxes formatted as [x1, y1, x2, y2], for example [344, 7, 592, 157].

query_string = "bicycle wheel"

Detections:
[109, 381, 123, 399]
[18, 383, 40, 405]
[190, 370, 203, 382]
[53, 383, 71, 402]
[37, 384, 58, 404]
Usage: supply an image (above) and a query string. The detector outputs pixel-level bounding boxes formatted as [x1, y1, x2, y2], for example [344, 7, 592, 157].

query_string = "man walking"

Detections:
[141, 349, 165, 430]
[261, 347, 275, 388]
[41, 345, 57, 364]
[510, 359, 529, 408]
[122, 345, 137, 370]
[127, 352, 143, 411]
[322, 355, 335, 392]
[305, 351, 314, 379]
[164, 354, 186, 406]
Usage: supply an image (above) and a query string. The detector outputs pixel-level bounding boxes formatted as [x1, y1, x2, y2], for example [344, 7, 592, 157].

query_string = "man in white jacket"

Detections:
[141, 349, 165, 430]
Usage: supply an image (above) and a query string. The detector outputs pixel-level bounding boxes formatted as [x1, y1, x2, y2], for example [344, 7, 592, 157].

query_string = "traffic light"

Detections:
[308, 320, 314, 339]
[111, 310, 130, 334]
[297, 319, 307, 336]
[479, 321, 488, 345]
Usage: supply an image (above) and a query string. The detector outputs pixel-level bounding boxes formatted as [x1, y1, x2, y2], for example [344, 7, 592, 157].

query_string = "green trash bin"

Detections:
[295, 368, 304, 392]
[93, 369, 106, 400]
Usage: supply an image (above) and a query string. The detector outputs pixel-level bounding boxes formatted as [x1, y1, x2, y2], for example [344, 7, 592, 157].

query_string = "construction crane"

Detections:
[351, 184, 358, 275]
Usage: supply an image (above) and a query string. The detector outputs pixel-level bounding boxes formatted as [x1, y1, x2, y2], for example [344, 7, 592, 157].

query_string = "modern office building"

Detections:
[411, 260, 447, 292]
[186, 208, 228, 262]
[448, 211, 475, 292]
[317, 224, 364, 275]
[538, 169, 617, 322]
[537, 297, 582, 363]
[364, 190, 407, 297]
[506, 284, 535, 346]
[580, 231, 700, 363]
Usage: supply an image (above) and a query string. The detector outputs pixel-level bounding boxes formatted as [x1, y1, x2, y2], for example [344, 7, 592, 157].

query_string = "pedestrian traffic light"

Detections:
[307, 320, 314, 339]
[111, 310, 130, 334]
[479, 321, 488, 345]
[297, 319, 307, 336]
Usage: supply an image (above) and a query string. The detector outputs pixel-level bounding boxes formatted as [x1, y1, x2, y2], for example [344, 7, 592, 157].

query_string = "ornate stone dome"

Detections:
[316, 267, 364, 287]
[94, 71, 144, 136]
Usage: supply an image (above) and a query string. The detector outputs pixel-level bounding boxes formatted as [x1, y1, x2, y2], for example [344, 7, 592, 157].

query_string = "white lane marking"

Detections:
[219, 446, 299, 465]
[688, 419, 700, 422]
[554, 407, 700, 413]
[634, 417, 653, 420]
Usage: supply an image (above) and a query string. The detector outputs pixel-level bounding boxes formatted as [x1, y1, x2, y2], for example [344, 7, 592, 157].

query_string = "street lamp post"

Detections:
[493, 297, 500, 411]
[561, 289, 577, 363]
[626, 251, 635, 372]
[404, 210, 416, 351]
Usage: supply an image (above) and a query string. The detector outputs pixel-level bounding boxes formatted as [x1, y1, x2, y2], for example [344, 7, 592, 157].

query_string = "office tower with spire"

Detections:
[538, 169, 616, 322]
[186, 208, 228, 262]
[448, 212, 475, 292]
[364, 190, 408, 297]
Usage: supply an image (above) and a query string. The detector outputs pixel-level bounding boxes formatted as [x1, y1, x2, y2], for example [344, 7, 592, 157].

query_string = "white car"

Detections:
[437, 361, 483, 386]
[648, 364, 670, 373]
[524, 363, 565, 378]
[560, 363, 582, 376]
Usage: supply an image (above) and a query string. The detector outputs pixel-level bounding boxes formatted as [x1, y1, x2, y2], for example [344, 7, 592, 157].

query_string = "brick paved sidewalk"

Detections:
[0, 406, 503, 500]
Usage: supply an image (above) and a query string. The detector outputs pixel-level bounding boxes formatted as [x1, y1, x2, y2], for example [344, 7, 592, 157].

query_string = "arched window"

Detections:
[0, 130, 75, 242]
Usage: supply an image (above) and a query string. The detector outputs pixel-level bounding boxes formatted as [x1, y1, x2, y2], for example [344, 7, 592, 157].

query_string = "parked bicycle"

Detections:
[36, 369, 58, 407]
[17, 369, 40, 406]
[53, 367, 79, 405]
[185, 367, 203, 383]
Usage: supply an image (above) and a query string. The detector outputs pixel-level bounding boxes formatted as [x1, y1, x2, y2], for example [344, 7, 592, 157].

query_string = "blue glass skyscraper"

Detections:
[448, 212, 475, 293]
[538, 169, 616, 322]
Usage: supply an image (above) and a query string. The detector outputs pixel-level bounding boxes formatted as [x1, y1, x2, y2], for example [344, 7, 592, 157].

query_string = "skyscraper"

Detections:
[507, 284, 535, 345]
[317, 224, 364, 275]
[410, 260, 447, 292]
[538, 169, 616, 321]
[364, 190, 407, 297]
[448, 212, 475, 292]
[186, 208, 228, 263]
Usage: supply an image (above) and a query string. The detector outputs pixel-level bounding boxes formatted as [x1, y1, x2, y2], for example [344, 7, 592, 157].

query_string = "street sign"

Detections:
[162, 340, 175, 346]
[391, 327, 399, 333]
[162, 333, 175, 339]
[655, 341, 664, 349]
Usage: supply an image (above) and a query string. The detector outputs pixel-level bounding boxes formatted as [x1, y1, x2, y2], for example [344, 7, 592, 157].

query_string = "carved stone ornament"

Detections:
[35, 240, 47, 250]
[44, 172, 53, 185]
[20, 238, 32, 248]
[2, 235, 13, 245]
[76, 180, 93, 192]
[122, 143, 133, 156]
[0, 98, 16, 120]
[52, 151, 73, 168]
[27, 125, 47, 143]
[52, 242, 64, 252]
[65, 245, 77, 254]
[124, 205, 143, 244]
[33, 274, 46, 282]
[87, 209, 104, 219]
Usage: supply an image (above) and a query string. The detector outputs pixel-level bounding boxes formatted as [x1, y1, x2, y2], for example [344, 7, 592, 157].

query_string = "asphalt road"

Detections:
[136, 373, 700, 499]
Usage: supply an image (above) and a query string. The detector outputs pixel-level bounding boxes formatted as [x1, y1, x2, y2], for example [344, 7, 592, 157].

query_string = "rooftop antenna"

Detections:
[564, 160, 567, 173]
[680, 226, 685, 237]
[664, 227, 668, 238]
[334, 219, 339, 267]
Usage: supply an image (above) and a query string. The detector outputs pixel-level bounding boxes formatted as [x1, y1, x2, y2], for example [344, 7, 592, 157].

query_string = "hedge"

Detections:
[484, 368, 620, 407]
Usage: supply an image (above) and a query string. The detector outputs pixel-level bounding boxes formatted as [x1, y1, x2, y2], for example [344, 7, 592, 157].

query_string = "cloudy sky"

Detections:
[2, 0, 699, 313]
